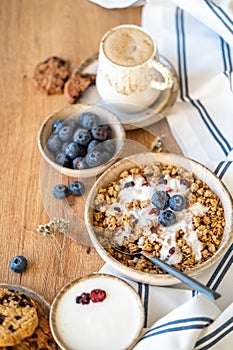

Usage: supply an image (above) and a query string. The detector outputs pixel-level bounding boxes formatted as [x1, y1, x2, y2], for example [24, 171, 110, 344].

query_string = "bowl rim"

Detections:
[84, 152, 233, 285]
[49, 273, 145, 350]
[38, 103, 126, 178]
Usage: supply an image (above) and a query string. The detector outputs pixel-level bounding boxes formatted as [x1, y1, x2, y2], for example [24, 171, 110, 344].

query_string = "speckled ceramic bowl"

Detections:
[38, 104, 125, 178]
[50, 273, 144, 350]
[85, 152, 233, 286]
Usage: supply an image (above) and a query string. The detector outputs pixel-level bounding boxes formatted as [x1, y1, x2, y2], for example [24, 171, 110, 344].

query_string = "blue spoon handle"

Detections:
[145, 254, 221, 301]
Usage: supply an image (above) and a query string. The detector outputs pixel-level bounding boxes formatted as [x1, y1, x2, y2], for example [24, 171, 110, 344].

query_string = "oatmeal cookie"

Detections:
[64, 73, 96, 104]
[33, 56, 69, 95]
[0, 288, 39, 346]
[0, 301, 57, 350]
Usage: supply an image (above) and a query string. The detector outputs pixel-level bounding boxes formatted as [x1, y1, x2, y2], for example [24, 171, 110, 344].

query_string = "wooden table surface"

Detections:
[0, 0, 181, 304]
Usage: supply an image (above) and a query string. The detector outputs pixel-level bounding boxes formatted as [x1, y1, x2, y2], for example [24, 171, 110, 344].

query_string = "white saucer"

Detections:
[73, 52, 179, 130]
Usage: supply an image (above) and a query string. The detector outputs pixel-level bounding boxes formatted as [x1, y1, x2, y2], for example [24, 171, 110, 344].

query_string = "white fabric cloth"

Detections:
[89, 0, 145, 8]
[101, 262, 233, 350]
[141, 2, 233, 348]
[89, 0, 233, 348]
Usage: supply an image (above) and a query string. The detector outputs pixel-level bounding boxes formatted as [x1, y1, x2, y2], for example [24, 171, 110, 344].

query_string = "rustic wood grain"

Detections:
[0, 0, 181, 303]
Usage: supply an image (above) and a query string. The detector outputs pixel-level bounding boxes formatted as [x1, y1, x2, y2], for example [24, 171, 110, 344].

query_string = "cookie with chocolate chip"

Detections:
[0, 288, 39, 347]
[64, 73, 96, 104]
[33, 56, 69, 95]
[0, 301, 57, 350]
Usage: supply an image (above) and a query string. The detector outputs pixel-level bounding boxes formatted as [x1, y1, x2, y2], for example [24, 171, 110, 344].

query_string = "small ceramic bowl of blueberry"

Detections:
[38, 103, 125, 178]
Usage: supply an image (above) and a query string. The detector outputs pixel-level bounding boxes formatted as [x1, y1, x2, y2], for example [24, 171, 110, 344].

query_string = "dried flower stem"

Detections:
[37, 218, 70, 273]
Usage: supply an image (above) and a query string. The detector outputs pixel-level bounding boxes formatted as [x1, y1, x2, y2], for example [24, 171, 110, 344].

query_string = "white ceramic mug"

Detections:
[96, 24, 174, 114]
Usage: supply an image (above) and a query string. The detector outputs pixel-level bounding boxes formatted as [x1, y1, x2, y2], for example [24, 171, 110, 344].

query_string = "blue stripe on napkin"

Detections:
[220, 37, 233, 90]
[175, 7, 232, 157]
[206, 242, 233, 289]
[195, 316, 233, 349]
[204, 0, 233, 34]
[214, 160, 225, 175]
[216, 161, 232, 178]
[139, 317, 213, 341]
[137, 282, 149, 328]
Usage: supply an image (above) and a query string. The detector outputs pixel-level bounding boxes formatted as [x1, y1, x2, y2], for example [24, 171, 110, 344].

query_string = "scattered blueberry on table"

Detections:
[52, 181, 85, 198]
[46, 111, 116, 170]
[52, 184, 69, 199]
[69, 180, 85, 196]
[10, 255, 28, 273]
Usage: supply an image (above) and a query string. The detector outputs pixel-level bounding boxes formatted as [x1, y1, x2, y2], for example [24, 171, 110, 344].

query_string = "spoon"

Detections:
[112, 245, 221, 301]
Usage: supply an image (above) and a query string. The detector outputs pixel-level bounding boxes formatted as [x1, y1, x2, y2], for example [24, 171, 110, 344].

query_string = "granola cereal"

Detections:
[92, 162, 225, 274]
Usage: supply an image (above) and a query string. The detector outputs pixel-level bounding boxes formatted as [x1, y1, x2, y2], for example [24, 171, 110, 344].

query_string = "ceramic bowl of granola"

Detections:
[85, 152, 233, 286]
[38, 103, 125, 178]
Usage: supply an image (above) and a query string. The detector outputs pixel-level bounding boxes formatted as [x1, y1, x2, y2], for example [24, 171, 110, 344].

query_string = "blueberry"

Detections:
[158, 177, 168, 185]
[78, 145, 88, 157]
[124, 181, 135, 188]
[87, 140, 100, 153]
[101, 139, 115, 155]
[73, 157, 88, 170]
[55, 153, 71, 168]
[85, 150, 103, 167]
[59, 125, 74, 141]
[61, 141, 69, 153]
[169, 195, 187, 211]
[158, 210, 176, 227]
[151, 191, 170, 210]
[73, 128, 91, 146]
[47, 134, 62, 153]
[80, 112, 100, 129]
[10, 256, 28, 273]
[101, 124, 112, 138]
[65, 142, 81, 159]
[52, 184, 69, 199]
[69, 181, 85, 196]
[63, 118, 77, 129]
[102, 151, 111, 163]
[91, 126, 108, 141]
[52, 119, 63, 133]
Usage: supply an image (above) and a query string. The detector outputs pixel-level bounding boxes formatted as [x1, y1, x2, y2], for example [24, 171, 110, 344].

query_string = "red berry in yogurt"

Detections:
[90, 289, 106, 303]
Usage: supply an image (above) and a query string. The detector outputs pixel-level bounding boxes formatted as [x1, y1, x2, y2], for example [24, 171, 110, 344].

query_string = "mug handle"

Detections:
[150, 59, 174, 90]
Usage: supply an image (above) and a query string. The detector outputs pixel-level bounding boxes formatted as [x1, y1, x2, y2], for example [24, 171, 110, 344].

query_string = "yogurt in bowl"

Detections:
[50, 273, 144, 350]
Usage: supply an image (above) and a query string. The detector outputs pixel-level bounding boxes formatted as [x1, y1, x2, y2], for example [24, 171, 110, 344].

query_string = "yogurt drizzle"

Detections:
[105, 174, 208, 264]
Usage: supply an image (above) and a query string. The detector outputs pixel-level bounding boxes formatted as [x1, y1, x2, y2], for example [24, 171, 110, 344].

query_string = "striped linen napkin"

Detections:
[142, 0, 233, 194]
[96, 0, 233, 348]
[89, 0, 233, 347]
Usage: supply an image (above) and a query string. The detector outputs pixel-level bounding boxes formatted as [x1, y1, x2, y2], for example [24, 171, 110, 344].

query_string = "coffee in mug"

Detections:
[96, 24, 173, 113]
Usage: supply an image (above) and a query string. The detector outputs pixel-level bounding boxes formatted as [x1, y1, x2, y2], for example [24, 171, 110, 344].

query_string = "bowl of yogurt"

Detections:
[50, 273, 144, 350]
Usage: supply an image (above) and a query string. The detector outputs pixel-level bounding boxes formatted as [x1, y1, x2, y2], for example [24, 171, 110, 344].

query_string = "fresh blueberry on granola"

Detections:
[169, 194, 187, 211]
[158, 209, 176, 227]
[152, 190, 170, 210]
